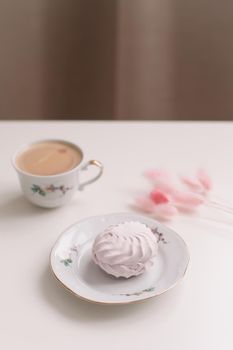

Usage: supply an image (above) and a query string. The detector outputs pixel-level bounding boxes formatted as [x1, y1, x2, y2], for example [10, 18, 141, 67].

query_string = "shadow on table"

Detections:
[0, 192, 52, 221]
[40, 265, 184, 322]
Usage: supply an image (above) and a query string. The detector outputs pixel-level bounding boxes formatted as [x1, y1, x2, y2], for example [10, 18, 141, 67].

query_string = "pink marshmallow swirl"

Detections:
[92, 221, 158, 278]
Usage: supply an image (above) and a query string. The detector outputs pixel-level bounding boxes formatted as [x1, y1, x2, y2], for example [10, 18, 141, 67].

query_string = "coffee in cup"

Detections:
[12, 139, 103, 208]
[15, 141, 82, 176]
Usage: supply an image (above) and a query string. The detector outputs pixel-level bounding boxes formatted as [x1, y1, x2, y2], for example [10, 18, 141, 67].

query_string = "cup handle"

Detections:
[79, 160, 103, 191]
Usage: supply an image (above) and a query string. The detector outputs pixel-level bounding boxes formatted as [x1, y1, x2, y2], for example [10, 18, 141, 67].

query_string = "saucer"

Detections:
[50, 213, 189, 304]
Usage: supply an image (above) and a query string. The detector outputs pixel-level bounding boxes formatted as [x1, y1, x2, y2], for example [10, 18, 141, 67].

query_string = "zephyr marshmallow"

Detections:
[92, 221, 158, 278]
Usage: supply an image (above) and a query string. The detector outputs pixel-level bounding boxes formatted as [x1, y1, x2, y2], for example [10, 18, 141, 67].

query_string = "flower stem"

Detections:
[211, 194, 233, 211]
[205, 201, 233, 215]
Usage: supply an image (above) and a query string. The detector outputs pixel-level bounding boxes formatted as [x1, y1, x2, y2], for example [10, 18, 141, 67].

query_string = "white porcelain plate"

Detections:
[50, 213, 190, 304]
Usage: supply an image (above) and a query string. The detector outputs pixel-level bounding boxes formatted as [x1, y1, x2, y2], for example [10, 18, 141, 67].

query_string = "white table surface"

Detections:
[1, 121, 233, 350]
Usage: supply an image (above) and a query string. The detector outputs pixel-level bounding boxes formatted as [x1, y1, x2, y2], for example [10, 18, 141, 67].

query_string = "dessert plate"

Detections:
[50, 213, 189, 304]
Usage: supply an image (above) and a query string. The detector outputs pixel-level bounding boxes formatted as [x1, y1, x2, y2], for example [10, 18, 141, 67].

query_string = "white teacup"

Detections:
[12, 139, 103, 208]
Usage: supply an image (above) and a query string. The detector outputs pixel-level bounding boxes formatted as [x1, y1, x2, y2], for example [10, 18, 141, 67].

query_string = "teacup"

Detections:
[12, 139, 103, 208]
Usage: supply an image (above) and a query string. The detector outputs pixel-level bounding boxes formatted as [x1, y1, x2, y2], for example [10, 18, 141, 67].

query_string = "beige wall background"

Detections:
[0, 0, 117, 119]
[0, 0, 233, 120]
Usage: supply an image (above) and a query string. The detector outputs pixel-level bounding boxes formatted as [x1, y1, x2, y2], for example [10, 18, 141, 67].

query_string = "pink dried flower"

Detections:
[153, 204, 178, 220]
[135, 196, 155, 213]
[135, 168, 216, 221]
[150, 189, 169, 205]
[144, 169, 170, 181]
[180, 176, 204, 193]
[180, 170, 212, 195]
[197, 169, 212, 191]
[172, 190, 204, 209]
[135, 195, 177, 220]
[144, 169, 174, 194]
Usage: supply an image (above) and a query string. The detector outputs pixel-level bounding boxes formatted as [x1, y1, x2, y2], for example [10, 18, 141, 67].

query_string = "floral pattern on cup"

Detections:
[31, 184, 73, 196]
